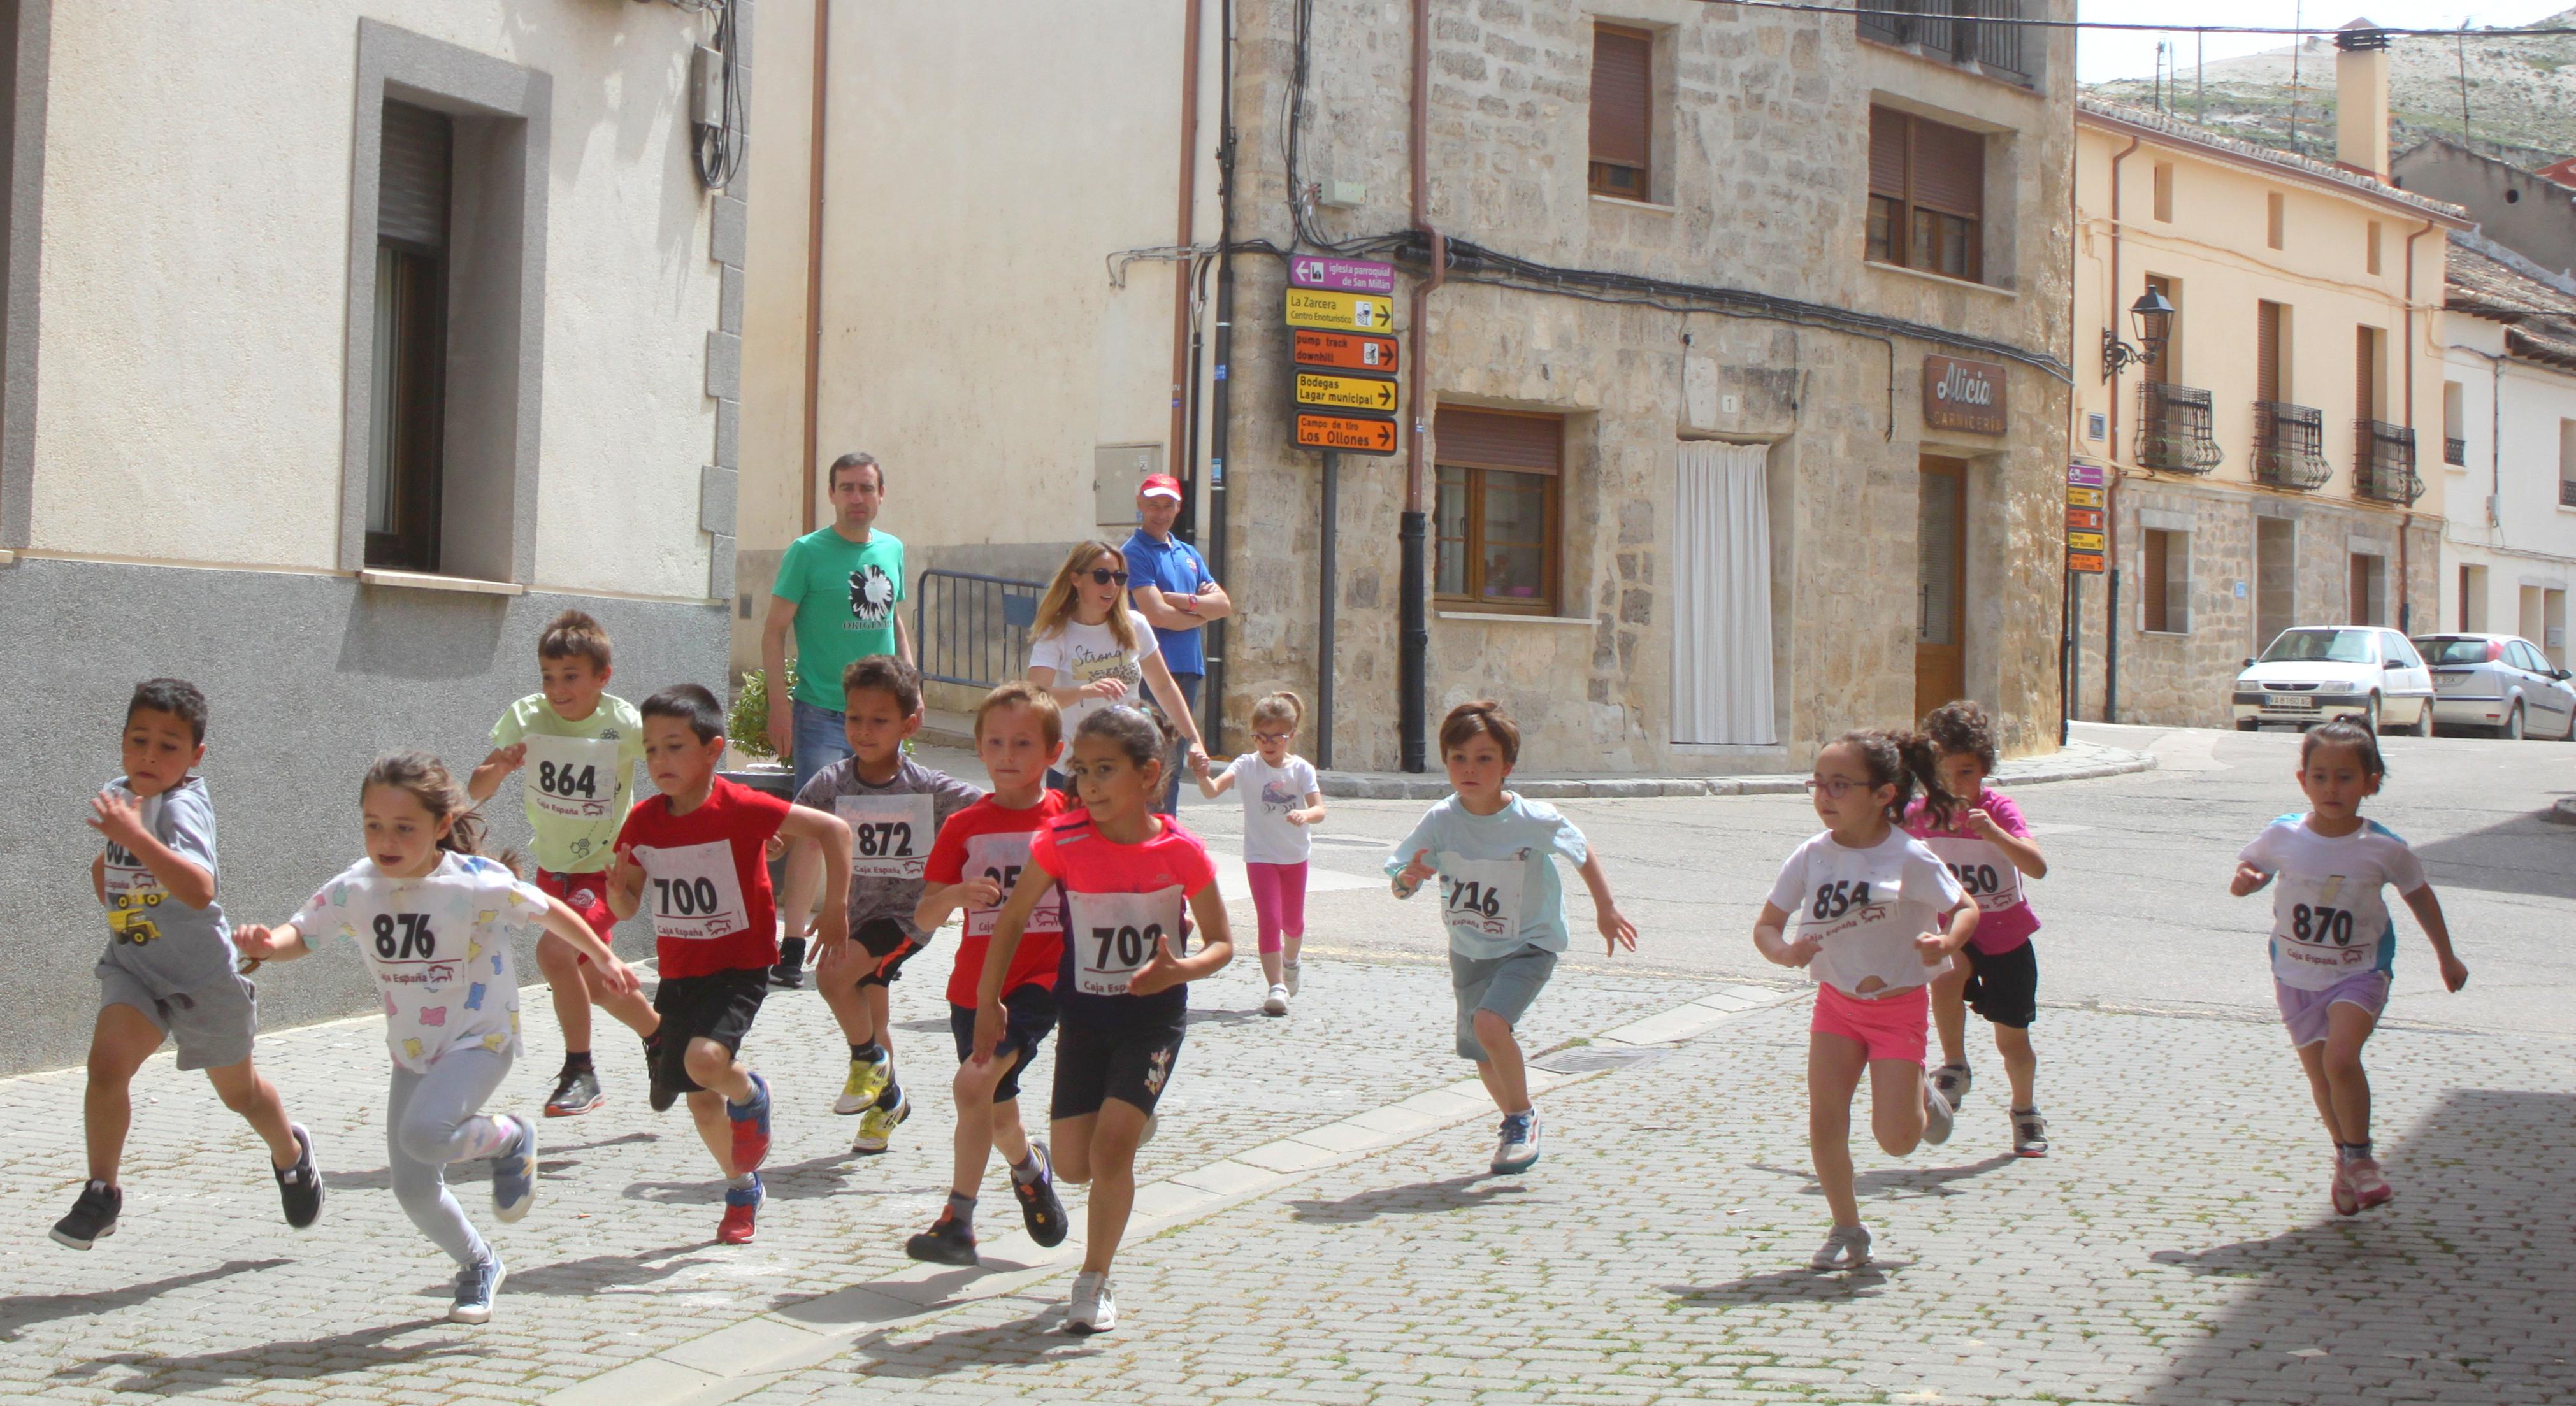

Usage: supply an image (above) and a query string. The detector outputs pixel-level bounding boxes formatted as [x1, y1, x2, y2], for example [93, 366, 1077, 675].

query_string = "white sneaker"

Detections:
[1067, 1270, 1117, 1333]
[1491, 1110, 1541, 1174]
[1283, 961, 1302, 996]
[1921, 1073, 1955, 1146]
[1262, 984, 1289, 1017]
[1929, 1063, 1972, 1110]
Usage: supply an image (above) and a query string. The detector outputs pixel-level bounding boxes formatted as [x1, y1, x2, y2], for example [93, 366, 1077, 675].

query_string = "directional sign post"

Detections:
[1294, 370, 1399, 414]
[1285, 287, 1395, 333]
[2066, 464, 2107, 573]
[1294, 413, 1399, 456]
[1292, 329, 1399, 375]
[1288, 259, 1401, 458]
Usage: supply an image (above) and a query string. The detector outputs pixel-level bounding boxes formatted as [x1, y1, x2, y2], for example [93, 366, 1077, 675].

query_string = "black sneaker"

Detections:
[644, 1031, 678, 1114]
[275, 1124, 324, 1230]
[903, 1210, 977, 1266]
[545, 1066, 605, 1118]
[50, 1180, 121, 1250]
[1013, 1140, 1069, 1248]
[769, 935, 807, 990]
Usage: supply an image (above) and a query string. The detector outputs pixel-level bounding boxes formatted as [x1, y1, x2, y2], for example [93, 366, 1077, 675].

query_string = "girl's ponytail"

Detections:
[1836, 728, 1955, 829]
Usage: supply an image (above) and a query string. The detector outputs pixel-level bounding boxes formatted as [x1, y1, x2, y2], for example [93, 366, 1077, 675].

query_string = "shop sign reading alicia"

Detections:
[1922, 354, 2006, 435]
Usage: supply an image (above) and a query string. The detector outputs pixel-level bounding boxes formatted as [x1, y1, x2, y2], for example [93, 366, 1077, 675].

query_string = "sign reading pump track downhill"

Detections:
[1288, 257, 1400, 457]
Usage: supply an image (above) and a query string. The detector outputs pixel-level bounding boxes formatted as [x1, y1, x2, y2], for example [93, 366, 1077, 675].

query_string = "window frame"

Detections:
[1866, 105, 1986, 284]
[364, 236, 448, 571]
[1432, 408, 1565, 618]
[1587, 22, 1655, 201]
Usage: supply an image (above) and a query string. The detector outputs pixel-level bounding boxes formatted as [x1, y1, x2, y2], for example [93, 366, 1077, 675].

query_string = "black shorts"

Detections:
[652, 968, 768, 1093]
[1050, 1007, 1187, 1121]
[852, 917, 925, 990]
[949, 984, 1059, 1104]
[1961, 941, 2038, 1029]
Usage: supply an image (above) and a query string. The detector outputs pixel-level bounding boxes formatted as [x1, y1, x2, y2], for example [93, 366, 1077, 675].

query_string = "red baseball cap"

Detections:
[1138, 474, 1184, 501]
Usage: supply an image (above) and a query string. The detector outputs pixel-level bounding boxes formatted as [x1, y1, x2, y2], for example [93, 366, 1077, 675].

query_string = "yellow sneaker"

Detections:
[853, 1089, 910, 1154]
[835, 1054, 890, 1115]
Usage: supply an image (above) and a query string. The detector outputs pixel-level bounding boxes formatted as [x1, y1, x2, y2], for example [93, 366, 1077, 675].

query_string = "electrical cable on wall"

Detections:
[691, 0, 746, 191]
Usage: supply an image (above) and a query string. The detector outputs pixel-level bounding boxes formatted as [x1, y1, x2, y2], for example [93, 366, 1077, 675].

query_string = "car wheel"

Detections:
[2406, 699, 2431, 737]
[2503, 702, 2525, 741]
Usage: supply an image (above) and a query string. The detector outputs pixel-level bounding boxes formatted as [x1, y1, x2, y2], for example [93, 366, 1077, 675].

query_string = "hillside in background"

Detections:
[2085, 10, 2576, 169]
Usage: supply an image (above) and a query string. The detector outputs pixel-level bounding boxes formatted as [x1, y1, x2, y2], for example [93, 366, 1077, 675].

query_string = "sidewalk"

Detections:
[1320, 736, 2155, 800]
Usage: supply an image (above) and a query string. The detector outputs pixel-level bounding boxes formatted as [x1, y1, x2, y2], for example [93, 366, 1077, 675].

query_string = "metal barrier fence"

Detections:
[1856, 0, 2031, 86]
[916, 569, 1044, 691]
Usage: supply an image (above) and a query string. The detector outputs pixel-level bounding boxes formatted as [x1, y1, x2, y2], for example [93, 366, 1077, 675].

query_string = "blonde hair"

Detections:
[537, 609, 612, 671]
[1031, 541, 1138, 655]
[975, 680, 1063, 749]
[1251, 691, 1306, 731]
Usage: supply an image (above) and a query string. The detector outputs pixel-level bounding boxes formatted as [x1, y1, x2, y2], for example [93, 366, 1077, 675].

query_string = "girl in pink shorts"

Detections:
[1192, 692, 1325, 1017]
[1754, 729, 1976, 1273]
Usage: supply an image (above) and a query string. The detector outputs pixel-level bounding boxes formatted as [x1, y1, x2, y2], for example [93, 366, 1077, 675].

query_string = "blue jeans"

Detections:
[1157, 671, 1203, 816]
[790, 698, 852, 800]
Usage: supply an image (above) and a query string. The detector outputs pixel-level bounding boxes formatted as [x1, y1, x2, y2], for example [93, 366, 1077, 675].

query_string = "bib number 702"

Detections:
[1443, 878, 1503, 919]
[1090, 922, 1165, 972]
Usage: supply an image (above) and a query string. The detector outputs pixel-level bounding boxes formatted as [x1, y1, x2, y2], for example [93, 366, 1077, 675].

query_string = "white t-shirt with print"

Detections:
[1028, 610, 1160, 733]
[289, 852, 547, 1073]
[1765, 829, 1968, 999]
[1224, 752, 1320, 864]
[2236, 814, 2426, 991]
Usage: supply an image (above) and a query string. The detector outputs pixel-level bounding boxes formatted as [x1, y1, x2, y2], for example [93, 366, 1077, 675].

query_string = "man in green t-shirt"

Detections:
[763, 452, 916, 798]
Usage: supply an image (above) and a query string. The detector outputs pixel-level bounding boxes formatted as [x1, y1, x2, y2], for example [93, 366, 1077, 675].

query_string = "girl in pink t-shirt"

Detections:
[1904, 701, 2051, 1158]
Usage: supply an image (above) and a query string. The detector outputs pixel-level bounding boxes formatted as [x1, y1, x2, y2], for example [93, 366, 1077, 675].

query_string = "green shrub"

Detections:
[727, 664, 795, 761]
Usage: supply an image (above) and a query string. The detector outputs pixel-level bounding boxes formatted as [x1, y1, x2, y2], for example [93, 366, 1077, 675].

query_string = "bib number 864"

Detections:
[2292, 903, 2356, 946]
[536, 761, 600, 799]
[1090, 922, 1165, 971]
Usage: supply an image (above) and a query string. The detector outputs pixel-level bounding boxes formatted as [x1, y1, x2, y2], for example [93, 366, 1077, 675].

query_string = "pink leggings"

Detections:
[1244, 861, 1308, 956]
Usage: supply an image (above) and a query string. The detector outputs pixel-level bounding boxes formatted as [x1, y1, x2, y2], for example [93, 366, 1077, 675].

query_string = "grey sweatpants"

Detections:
[387, 1047, 517, 1269]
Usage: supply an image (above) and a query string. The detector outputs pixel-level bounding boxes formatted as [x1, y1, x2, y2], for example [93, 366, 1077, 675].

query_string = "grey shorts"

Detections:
[1450, 944, 1559, 1063]
[97, 966, 258, 1071]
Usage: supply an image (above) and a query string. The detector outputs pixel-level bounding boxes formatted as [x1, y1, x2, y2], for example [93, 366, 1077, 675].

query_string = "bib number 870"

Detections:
[373, 912, 436, 959]
[1810, 880, 1874, 920]
[654, 877, 723, 916]
[1090, 922, 1165, 972]
[2291, 903, 2356, 946]
[1443, 879, 1503, 919]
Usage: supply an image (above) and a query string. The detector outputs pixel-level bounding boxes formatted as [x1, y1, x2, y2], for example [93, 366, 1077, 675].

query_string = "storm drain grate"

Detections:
[1531, 1046, 1669, 1075]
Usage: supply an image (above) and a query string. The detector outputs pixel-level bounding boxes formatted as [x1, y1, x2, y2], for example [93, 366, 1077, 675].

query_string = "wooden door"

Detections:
[1915, 457, 1968, 723]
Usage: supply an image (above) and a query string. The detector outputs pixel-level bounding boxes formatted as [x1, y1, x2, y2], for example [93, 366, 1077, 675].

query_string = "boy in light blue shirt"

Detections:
[1388, 701, 1636, 1176]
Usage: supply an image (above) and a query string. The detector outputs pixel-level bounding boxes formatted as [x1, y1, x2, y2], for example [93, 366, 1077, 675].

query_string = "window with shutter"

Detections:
[1433, 408, 1564, 615]
[1864, 105, 1985, 283]
[2142, 530, 2171, 633]
[366, 100, 452, 573]
[2354, 326, 2382, 422]
[1588, 25, 1653, 199]
[2256, 301, 2284, 404]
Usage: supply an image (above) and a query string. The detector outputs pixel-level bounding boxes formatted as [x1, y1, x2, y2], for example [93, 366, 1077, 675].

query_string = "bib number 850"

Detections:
[373, 912, 436, 959]
[654, 877, 723, 916]
[1090, 922, 1165, 972]
[1946, 863, 2004, 896]
[2291, 903, 2356, 946]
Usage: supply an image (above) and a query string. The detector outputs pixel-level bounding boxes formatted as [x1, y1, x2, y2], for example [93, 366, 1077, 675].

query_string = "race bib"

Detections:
[1923, 836, 2022, 912]
[1437, 855, 1525, 945]
[1798, 871, 1949, 995]
[962, 831, 1061, 936]
[837, 793, 936, 880]
[636, 840, 751, 943]
[1066, 887, 1184, 996]
[101, 847, 169, 945]
[2270, 871, 2387, 986]
[521, 734, 622, 822]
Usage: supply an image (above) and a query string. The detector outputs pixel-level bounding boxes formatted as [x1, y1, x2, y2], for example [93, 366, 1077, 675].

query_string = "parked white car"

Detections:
[2414, 633, 2576, 740]
[2231, 626, 2435, 735]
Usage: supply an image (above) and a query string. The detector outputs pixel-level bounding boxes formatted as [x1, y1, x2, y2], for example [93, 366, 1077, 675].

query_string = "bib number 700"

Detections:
[654, 877, 723, 916]
[373, 912, 436, 959]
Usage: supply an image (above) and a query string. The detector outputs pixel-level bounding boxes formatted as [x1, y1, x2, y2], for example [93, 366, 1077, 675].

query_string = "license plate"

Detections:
[2262, 697, 2317, 711]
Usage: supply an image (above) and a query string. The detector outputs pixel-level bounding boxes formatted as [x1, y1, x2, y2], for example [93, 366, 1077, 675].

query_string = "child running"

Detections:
[784, 656, 981, 1152]
[1025, 540, 1210, 790]
[56, 679, 321, 1252]
[608, 684, 852, 1245]
[1191, 690, 1325, 1015]
[1755, 729, 1976, 1273]
[1386, 702, 1637, 1176]
[2231, 719, 2466, 1215]
[902, 682, 1074, 1265]
[468, 609, 661, 1118]
[1907, 700, 2051, 1156]
[974, 706, 1234, 1333]
[232, 752, 643, 1324]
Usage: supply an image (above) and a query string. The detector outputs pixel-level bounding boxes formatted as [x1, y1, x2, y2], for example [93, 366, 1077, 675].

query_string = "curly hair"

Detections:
[1919, 699, 1998, 777]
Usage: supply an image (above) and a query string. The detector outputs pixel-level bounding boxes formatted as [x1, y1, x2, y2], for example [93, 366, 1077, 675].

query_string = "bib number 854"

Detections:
[1090, 922, 1165, 972]
[2292, 903, 2356, 946]
[1811, 880, 1874, 920]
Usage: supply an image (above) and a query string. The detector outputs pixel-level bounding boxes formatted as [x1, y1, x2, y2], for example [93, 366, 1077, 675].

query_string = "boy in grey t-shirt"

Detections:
[54, 680, 322, 1252]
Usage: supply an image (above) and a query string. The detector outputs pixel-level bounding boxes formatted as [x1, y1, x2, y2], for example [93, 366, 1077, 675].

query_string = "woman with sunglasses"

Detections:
[1026, 542, 1209, 793]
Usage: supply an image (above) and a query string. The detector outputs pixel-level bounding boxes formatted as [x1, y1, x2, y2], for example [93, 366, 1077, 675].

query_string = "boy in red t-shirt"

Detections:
[608, 684, 851, 1245]
[902, 683, 1073, 1266]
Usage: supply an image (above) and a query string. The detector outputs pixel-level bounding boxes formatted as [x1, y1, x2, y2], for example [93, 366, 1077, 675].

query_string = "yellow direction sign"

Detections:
[1294, 412, 1399, 456]
[1294, 371, 1399, 413]
[2067, 529, 2106, 553]
[1284, 287, 1394, 333]
[2066, 485, 2105, 510]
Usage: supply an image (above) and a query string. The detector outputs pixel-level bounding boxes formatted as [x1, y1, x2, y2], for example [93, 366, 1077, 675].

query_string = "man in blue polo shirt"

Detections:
[1122, 473, 1233, 815]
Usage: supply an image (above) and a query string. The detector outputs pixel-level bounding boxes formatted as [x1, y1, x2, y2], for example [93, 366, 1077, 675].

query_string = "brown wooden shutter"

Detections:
[2142, 275, 2173, 384]
[1435, 407, 1562, 475]
[2256, 302, 2282, 403]
[1589, 26, 1651, 170]
[2354, 326, 2378, 420]
[378, 101, 453, 250]
[1869, 106, 1907, 198]
[1908, 115, 1985, 217]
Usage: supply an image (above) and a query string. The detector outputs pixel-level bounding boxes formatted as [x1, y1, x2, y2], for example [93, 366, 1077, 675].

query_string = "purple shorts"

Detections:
[2275, 971, 2390, 1047]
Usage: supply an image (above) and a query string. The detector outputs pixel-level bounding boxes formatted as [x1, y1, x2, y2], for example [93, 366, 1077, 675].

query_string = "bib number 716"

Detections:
[1443, 879, 1502, 919]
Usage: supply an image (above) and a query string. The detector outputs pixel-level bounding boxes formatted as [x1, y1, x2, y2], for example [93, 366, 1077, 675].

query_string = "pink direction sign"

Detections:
[1289, 256, 1396, 296]
[2066, 463, 2108, 489]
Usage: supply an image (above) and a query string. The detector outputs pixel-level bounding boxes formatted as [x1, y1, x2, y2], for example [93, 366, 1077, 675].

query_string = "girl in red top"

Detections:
[976, 705, 1234, 1335]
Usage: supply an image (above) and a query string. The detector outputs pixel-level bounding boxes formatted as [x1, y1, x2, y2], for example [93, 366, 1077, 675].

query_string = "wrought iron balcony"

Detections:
[2354, 419, 2423, 505]
[2443, 435, 2466, 466]
[2252, 401, 2333, 491]
[1857, 0, 2032, 87]
[2136, 381, 2223, 473]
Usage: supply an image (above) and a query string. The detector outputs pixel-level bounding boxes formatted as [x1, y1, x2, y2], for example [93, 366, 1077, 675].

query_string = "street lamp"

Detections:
[2100, 287, 2177, 382]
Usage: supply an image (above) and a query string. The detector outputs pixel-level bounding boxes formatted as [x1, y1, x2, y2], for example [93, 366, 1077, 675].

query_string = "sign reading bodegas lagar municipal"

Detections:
[1922, 354, 2006, 435]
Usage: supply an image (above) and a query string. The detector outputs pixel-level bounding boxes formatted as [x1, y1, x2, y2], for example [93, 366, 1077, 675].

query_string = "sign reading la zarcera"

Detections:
[1922, 354, 2007, 436]
[1286, 259, 1400, 457]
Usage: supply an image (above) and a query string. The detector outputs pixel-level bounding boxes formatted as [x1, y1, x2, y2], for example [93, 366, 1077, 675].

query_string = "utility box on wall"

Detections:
[1095, 443, 1163, 529]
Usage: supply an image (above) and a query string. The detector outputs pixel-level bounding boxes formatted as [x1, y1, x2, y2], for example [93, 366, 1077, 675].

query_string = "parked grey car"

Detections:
[2414, 633, 2576, 740]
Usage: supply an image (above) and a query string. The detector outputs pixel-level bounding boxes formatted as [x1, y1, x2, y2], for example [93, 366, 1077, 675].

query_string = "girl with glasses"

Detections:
[1191, 691, 1326, 1014]
[1026, 542, 1209, 792]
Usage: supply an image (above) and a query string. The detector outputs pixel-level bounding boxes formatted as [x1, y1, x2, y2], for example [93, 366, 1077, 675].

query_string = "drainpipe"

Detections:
[798, 0, 832, 533]
[2103, 134, 2141, 723]
[2398, 217, 2436, 633]
[1400, 0, 1443, 773]
[1167, 0, 1204, 516]
[1204, 0, 1236, 754]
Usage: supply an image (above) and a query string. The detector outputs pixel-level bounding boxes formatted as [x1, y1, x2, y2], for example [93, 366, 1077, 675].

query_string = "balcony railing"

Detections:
[2136, 381, 2224, 473]
[2252, 401, 2333, 491]
[2354, 419, 2424, 505]
[1857, 0, 2032, 87]
[2443, 435, 2467, 466]
[2560, 478, 2576, 508]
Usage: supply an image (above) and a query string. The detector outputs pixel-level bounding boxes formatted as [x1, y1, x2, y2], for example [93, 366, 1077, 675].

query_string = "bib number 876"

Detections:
[1443, 879, 1503, 919]
[1090, 922, 1165, 972]
[373, 912, 436, 959]
[2291, 903, 2356, 946]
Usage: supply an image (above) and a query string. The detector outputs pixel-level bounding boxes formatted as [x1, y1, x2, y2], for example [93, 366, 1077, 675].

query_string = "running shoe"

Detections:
[49, 1180, 121, 1251]
[1930, 1063, 1972, 1111]
[1810, 1223, 1872, 1271]
[1262, 984, 1290, 1017]
[275, 1123, 324, 1229]
[904, 1209, 978, 1266]
[1921, 1073, 1956, 1146]
[836, 1052, 892, 1115]
[770, 935, 807, 991]
[644, 1030, 678, 1114]
[1283, 960, 1302, 996]
[2330, 1160, 2360, 1217]
[545, 1065, 605, 1118]
[1013, 1140, 1069, 1247]
[853, 1088, 910, 1154]
[728, 1072, 774, 1173]
[2010, 1107, 2050, 1158]
[450, 1256, 505, 1324]
[2345, 1156, 2394, 1211]
[1066, 1270, 1117, 1334]
[1492, 1111, 1541, 1175]
[491, 1117, 538, 1223]
[718, 1175, 763, 1245]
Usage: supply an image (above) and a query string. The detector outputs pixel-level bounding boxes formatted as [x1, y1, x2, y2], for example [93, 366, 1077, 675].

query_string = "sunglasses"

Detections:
[1086, 568, 1130, 587]
[1803, 777, 1868, 798]
[1253, 729, 1295, 743]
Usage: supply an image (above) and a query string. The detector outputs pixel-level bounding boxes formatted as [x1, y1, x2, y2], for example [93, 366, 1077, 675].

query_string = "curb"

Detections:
[2551, 796, 2576, 825]
[1318, 743, 2158, 801]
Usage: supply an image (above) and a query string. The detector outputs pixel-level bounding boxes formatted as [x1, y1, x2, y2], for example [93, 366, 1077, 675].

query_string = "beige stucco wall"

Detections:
[30, 0, 719, 599]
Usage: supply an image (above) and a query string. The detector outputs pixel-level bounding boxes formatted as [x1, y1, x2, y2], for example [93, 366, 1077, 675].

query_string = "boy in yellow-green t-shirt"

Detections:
[468, 610, 663, 1117]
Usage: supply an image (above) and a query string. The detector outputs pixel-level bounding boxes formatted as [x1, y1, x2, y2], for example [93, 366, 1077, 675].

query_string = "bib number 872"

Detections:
[856, 822, 914, 858]
[2291, 903, 2356, 946]
[1090, 922, 1165, 972]
[1443, 879, 1502, 919]
[654, 877, 723, 916]
[373, 912, 436, 959]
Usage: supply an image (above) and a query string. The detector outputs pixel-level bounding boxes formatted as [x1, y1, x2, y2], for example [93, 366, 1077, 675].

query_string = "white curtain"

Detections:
[1673, 441, 1777, 745]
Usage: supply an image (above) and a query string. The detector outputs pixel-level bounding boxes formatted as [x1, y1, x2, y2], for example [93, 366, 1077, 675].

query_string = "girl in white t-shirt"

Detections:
[1026, 540, 1208, 784]
[235, 753, 640, 1326]
[1753, 730, 1976, 1273]
[1192, 691, 1327, 1015]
